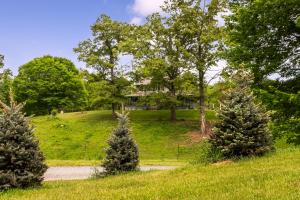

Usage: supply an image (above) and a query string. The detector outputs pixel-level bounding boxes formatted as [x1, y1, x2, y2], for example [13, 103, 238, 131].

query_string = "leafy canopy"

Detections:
[14, 56, 87, 115]
[75, 15, 132, 114]
[226, 0, 300, 81]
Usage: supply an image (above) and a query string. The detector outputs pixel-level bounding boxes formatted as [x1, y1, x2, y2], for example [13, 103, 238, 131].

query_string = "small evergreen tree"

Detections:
[0, 93, 47, 190]
[102, 112, 139, 175]
[210, 71, 273, 158]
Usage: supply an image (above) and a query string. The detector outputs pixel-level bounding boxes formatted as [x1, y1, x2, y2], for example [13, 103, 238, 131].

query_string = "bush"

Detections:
[210, 71, 273, 159]
[0, 95, 47, 190]
[51, 109, 58, 117]
[102, 112, 139, 175]
[191, 141, 223, 165]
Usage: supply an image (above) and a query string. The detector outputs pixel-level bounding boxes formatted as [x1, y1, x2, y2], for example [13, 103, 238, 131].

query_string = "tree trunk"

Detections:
[112, 103, 116, 118]
[199, 70, 206, 134]
[170, 105, 176, 121]
[170, 85, 177, 121]
[110, 61, 116, 118]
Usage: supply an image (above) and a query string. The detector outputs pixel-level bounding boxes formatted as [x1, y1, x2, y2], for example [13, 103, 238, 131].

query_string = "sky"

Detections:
[0, 0, 166, 73]
[0, 0, 225, 81]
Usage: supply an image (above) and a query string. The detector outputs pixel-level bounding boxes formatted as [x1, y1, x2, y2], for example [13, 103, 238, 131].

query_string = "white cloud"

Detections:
[131, 0, 164, 17]
[130, 17, 143, 25]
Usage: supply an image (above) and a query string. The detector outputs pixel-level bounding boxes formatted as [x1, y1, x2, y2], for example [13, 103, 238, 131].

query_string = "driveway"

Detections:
[44, 166, 178, 181]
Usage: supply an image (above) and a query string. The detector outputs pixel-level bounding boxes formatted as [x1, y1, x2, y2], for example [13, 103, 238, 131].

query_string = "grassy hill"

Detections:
[1, 148, 299, 200]
[32, 110, 216, 165]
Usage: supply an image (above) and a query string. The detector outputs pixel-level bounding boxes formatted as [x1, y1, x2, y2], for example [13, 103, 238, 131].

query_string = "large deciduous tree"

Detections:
[130, 13, 188, 121]
[226, 0, 300, 144]
[226, 0, 300, 81]
[163, 0, 224, 132]
[14, 56, 87, 115]
[74, 15, 131, 117]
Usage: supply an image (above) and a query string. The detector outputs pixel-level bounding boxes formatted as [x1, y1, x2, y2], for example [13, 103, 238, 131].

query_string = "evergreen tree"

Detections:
[210, 71, 273, 158]
[102, 112, 139, 175]
[0, 93, 47, 190]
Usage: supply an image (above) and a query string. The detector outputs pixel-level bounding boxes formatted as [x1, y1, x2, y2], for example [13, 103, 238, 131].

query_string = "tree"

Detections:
[226, 0, 300, 144]
[0, 54, 3, 68]
[81, 69, 131, 110]
[14, 56, 87, 115]
[102, 112, 139, 175]
[210, 70, 273, 158]
[226, 0, 300, 81]
[0, 93, 47, 190]
[163, 0, 224, 132]
[0, 70, 12, 105]
[297, 16, 300, 28]
[130, 13, 189, 121]
[74, 15, 131, 117]
[0, 54, 13, 104]
[255, 78, 300, 145]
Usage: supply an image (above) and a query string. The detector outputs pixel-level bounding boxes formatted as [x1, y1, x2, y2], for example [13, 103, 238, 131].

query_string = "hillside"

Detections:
[1, 148, 299, 200]
[32, 110, 216, 165]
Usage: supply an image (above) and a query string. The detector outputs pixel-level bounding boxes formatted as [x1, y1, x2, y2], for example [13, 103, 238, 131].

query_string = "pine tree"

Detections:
[210, 71, 273, 158]
[102, 112, 139, 175]
[0, 93, 47, 190]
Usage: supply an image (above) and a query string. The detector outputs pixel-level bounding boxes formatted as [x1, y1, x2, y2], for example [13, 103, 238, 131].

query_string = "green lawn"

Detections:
[1, 148, 299, 200]
[32, 110, 216, 164]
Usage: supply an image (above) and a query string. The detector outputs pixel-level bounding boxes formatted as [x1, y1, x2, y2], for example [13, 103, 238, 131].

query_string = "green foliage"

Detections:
[191, 140, 223, 165]
[162, 0, 225, 130]
[0, 54, 3, 68]
[130, 12, 190, 120]
[0, 95, 47, 190]
[13, 56, 87, 115]
[83, 73, 130, 110]
[75, 15, 131, 115]
[102, 112, 139, 175]
[296, 16, 300, 28]
[51, 109, 58, 117]
[210, 71, 273, 158]
[226, 0, 300, 81]
[226, 0, 300, 144]
[0, 55, 13, 105]
[254, 78, 300, 145]
[270, 118, 300, 145]
[0, 70, 12, 105]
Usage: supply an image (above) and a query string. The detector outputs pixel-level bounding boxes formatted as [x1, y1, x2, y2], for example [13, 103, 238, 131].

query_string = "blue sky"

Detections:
[0, 0, 164, 74]
[0, 0, 224, 82]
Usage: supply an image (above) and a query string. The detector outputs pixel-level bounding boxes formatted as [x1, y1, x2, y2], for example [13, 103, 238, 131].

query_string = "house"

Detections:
[125, 79, 197, 110]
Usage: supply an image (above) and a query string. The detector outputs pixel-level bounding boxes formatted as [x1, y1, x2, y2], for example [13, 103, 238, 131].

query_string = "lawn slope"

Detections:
[1, 148, 299, 200]
[32, 110, 216, 164]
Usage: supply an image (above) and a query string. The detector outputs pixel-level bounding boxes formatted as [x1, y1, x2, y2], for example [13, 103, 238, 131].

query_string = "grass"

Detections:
[32, 110, 216, 164]
[1, 148, 299, 200]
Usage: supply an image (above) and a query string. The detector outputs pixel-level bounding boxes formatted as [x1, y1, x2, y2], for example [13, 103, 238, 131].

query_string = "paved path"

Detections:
[44, 166, 178, 181]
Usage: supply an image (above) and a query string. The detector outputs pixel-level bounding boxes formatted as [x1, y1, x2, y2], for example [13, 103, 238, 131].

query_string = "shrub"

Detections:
[191, 141, 223, 165]
[102, 112, 139, 175]
[51, 109, 58, 117]
[210, 71, 273, 159]
[0, 94, 47, 190]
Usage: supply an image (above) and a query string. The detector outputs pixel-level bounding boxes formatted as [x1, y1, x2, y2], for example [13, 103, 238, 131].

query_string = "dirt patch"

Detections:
[189, 131, 207, 142]
[212, 160, 233, 166]
[180, 122, 214, 146]
[180, 131, 208, 146]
